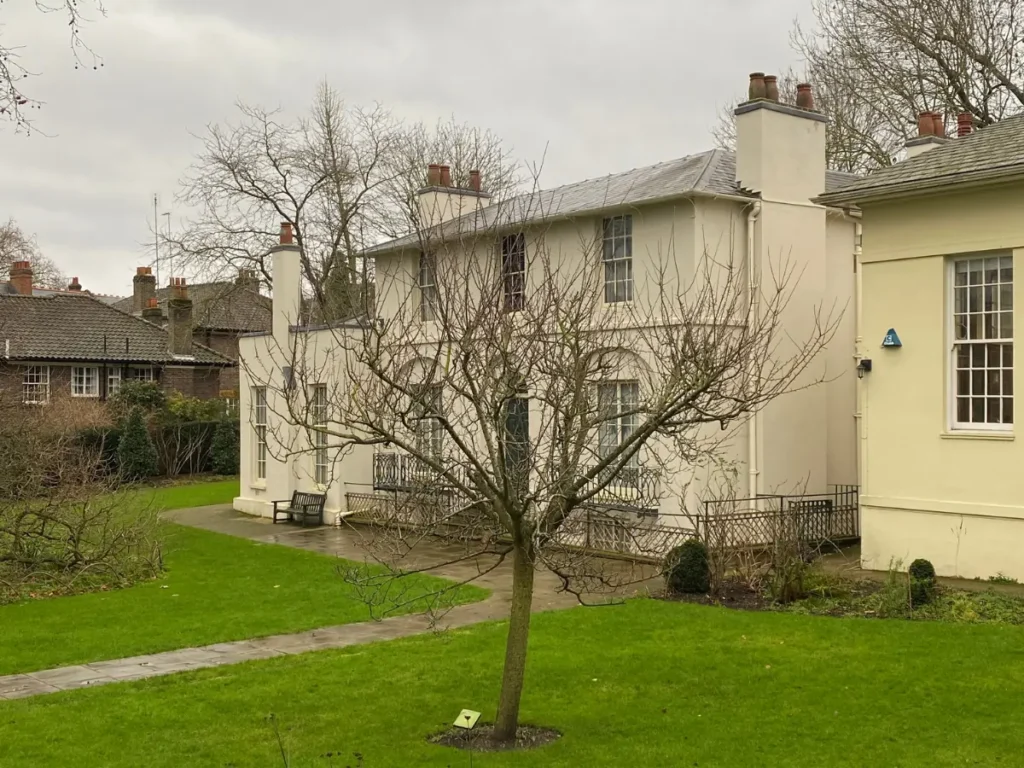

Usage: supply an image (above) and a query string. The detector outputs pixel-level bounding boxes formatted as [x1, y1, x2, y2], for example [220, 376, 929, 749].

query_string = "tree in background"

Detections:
[0, 218, 66, 289]
[170, 82, 519, 321]
[117, 407, 158, 483]
[715, 0, 1024, 173]
[210, 419, 240, 476]
[1, 1, 105, 132]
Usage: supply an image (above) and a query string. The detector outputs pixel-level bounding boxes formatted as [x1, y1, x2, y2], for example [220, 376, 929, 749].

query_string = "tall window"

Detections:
[598, 381, 640, 465]
[253, 387, 268, 480]
[311, 384, 329, 486]
[418, 252, 437, 321]
[22, 366, 49, 404]
[602, 214, 633, 304]
[413, 384, 443, 459]
[501, 233, 526, 312]
[107, 368, 122, 396]
[71, 366, 99, 397]
[952, 255, 1013, 429]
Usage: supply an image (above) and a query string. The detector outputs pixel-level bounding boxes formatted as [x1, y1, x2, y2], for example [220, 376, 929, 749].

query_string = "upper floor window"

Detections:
[418, 252, 437, 321]
[951, 255, 1013, 429]
[501, 233, 526, 312]
[602, 214, 633, 304]
[72, 366, 99, 398]
[23, 366, 49, 404]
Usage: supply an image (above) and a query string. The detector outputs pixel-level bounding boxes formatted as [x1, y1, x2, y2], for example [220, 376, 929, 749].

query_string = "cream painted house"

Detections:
[818, 113, 1024, 580]
[235, 79, 861, 553]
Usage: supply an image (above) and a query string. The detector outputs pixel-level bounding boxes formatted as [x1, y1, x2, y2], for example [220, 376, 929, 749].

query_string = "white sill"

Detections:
[71, 393, 99, 398]
[940, 430, 1014, 442]
[251, 480, 267, 490]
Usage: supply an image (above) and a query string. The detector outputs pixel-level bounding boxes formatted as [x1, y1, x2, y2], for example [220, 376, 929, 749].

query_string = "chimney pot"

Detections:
[279, 222, 294, 245]
[748, 72, 767, 100]
[426, 163, 442, 186]
[67, 277, 82, 292]
[468, 169, 482, 192]
[917, 111, 935, 137]
[132, 264, 157, 312]
[764, 75, 779, 103]
[147, 297, 158, 308]
[932, 111, 945, 138]
[795, 83, 814, 110]
[957, 112, 974, 137]
[9, 260, 33, 295]
[167, 279, 193, 355]
[438, 165, 452, 187]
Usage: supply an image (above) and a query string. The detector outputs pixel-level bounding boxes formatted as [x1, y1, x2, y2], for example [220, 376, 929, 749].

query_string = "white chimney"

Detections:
[272, 222, 301, 349]
[416, 164, 490, 230]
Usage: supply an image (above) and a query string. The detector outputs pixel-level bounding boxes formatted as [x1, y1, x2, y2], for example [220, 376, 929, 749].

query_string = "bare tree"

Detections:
[171, 83, 519, 321]
[246, 183, 840, 742]
[0, 218, 66, 289]
[1, 1, 105, 132]
[715, 0, 1024, 172]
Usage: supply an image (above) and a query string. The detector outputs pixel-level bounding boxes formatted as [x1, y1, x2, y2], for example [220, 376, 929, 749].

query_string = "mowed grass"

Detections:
[2, 599, 1022, 767]
[0, 479, 486, 675]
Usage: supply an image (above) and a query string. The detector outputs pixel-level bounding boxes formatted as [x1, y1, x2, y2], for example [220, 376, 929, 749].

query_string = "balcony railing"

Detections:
[575, 464, 661, 512]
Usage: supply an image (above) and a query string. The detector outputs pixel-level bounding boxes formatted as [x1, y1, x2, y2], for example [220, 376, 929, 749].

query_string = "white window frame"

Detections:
[413, 384, 443, 459]
[128, 366, 155, 382]
[597, 380, 640, 467]
[501, 233, 526, 312]
[602, 214, 633, 304]
[311, 384, 329, 486]
[22, 365, 50, 404]
[253, 387, 268, 480]
[71, 366, 100, 398]
[418, 252, 437, 321]
[949, 255, 1013, 432]
[107, 367, 122, 396]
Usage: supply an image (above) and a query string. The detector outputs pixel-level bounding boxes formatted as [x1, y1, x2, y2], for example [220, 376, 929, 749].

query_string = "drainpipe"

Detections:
[746, 201, 762, 499]
[852, 216, 865, 496]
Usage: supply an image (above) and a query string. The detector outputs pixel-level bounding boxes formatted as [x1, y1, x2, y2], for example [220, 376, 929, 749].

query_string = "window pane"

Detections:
[985, 313, 998, 339]
[954, 287, 967, 313]
[969, 313, 982, 339]
[957, 397, 970, 422]
[1001, 312, 1013, 339]
[986, 258, 1000, 283]
[970, 261, 983, 285]
[968, 285, 982, 313]
[955, 261, 968, 285]
[972, 398, 985, 422]
[1004, 370, 1014, 396]
[988, 369, 1001, 395]
[971, 345, 986, 367]
[1000, 283, 1013, 310]
[957, 369, 970, 396]
[1000, 256, 1013, 282]
[988, 398, 1001, 422]
[988, 344, 1002, 367]
[1003, 398, 1014, 424]
[972, 369, 985, 395]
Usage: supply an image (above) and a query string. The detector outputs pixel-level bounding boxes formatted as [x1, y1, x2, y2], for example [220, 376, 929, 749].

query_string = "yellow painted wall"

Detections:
[859, 182, 1024, 579]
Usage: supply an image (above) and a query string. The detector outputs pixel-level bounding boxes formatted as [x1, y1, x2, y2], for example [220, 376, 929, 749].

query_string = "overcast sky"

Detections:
[2, 0, 812, 296]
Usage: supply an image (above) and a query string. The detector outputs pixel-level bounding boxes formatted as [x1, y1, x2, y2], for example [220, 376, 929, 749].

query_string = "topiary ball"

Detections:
[908, 558, 937, 606]
[665, 539, 711, 594]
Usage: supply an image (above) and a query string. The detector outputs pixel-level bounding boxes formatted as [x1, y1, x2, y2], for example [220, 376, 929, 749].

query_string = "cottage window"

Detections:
[128, 367, 155, 382]
[602, 214, 633, 304]
[107, 368, 122, 395]
[311, 384, 329, 486]
[418, 252, 437, 321]
[253, 386, 268, 480]
[22, 366, 49, 404]
[951, 255, 1013, 429]
[71, 366, 99, 397]
[501, 233, 526, 312]
[597, 380, 640, 466]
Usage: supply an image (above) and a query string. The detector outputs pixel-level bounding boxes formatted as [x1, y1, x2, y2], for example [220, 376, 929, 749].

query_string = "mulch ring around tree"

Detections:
[429, 724, 562, 752]
[660, 579, 772, 611]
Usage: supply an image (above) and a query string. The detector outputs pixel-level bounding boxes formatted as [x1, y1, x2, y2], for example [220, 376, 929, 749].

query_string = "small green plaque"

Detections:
[454, 709, 481, 729]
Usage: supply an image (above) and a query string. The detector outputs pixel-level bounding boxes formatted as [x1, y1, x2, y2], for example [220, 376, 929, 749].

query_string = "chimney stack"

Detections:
[279, 221, 294, 245]
[9, 260, 32, 295]
[907, 110, 949, 158]
[132, 266, 156, 312]
[235, 268, 260, 290]
[468, 170, 482, 193]
[426, 163, 441, 186]
[142, 296, 164, 323]
[957, 112, 974, 137]
[438, 164, 452, 187]
[167, 277, 193, 355]
[67, 277, 82, 292]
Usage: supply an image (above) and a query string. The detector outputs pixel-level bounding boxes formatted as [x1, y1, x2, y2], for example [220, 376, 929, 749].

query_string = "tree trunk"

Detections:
[492, 541, 535, 742]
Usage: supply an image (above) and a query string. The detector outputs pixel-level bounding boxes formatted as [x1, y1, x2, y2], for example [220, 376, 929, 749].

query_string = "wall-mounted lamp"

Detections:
[857, 358, 873, 379]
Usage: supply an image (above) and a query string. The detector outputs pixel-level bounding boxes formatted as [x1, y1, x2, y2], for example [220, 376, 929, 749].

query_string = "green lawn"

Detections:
[1, 599, 1021, 767]
[126, 476, 241, 511]
[0, 478, 486, 675]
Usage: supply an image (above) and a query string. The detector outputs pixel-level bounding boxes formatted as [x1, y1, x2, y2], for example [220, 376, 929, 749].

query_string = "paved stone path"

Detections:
[0, 504, 657, 701]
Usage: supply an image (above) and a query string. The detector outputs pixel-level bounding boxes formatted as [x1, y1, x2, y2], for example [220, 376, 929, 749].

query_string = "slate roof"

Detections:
[0, 281, 124, 304]
[365, 149, 860, 254]
[0, 293, 232, 364]
[817, 114, 1024, 205]
[112, 280, 271, 332]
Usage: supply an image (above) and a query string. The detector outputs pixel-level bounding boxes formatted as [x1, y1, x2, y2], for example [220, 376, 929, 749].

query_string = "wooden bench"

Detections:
[272, 491, 327, 527]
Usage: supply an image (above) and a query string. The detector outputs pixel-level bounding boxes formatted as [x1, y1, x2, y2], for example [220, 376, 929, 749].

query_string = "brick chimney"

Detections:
[67, 277, 82, 292]
[235, 268, 260, 290]
[132, 266, 156, 312]
[957, 112, 974, 137]
[142, 296, 164, 323]
[9, 260, 32, 295]
[167, 277, 193, 355]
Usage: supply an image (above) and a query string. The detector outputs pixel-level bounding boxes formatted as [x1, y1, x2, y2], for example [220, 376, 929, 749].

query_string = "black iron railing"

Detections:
[576, 464, 661, 512]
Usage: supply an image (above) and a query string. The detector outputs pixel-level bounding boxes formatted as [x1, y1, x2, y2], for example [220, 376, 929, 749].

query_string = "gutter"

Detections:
[815, 166, 1024, 207]
[746, 201, 762, 499]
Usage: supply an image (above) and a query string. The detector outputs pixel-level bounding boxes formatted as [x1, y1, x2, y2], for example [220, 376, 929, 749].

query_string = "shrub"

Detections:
[909, 558, 937, 606]
[118, 407, 159, 482]
[76, 426, 122, 476]
[109, 381, 166, 420]
[665, 539, 711, 594]
[873, 558, 912, 618]
[152, 420, 219, 476]
[210, 419, 240, 475]
[162, 391, 224, 424]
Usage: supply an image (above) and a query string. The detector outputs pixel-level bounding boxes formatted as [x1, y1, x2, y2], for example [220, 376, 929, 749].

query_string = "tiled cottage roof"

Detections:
[112, 281, 271, 332]
[366, 149, 859, 254]
[817, 114, 1024, 205]
[0, 294, 232, 364]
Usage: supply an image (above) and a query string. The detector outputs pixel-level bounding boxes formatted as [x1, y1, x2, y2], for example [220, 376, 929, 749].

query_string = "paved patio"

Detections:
[0, 504, 659, 701]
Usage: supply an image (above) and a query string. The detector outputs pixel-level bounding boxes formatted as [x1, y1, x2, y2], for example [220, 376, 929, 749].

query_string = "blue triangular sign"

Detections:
[882, 328, 902, 348]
